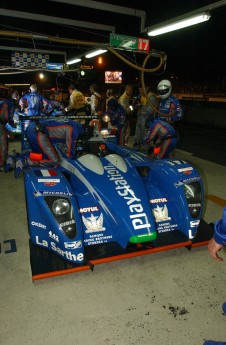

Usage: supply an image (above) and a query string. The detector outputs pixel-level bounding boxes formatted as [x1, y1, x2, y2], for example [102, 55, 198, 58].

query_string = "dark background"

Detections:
[0, 1, 225, 92]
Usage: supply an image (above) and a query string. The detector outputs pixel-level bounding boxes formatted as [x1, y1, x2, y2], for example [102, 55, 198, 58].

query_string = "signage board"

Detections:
[110, 33, 150, 52]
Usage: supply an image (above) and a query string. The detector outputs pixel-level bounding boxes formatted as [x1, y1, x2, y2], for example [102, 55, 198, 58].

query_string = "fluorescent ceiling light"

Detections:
[148, 12, 211, 36]
[66, 58, 81, 65]
[85, 49, 107, 58]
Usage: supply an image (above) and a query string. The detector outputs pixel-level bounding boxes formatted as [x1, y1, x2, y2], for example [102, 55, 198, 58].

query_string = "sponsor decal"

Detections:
[188, 203, 201, 207]
[48, 231, 59, 242]
[82, 213, 106, 233]
[35, 169, 57, 177]
[59, 219, 75, 228]
[105, 164, 151, 231]
[44, 181, 57, 186]
[31, 221, 47, 229]
[166, 160, 186, 166]
[188, 229, 195, 239]
[84, 233, 113, 245]
[35, 236, 84, 262]
[174, 176, 201, 188]
[64, 241, 82, 249]
[36, 191, 73, 197]
[150, 198, 168, 204]
[79, 206, 99, 213]
[157, 222, 178, 233]
[35, 169, 60, 183]
[190, 220, 200, 227]
[152, 204, 171, 222]
[178, 167, 193, 174]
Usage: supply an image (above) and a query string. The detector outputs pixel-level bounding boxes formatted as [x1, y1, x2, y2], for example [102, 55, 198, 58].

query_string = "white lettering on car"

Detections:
[104, 165, 151, 231]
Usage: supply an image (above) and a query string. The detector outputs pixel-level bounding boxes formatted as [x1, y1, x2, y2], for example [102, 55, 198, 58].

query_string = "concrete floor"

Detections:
[0, 139, 226, 345]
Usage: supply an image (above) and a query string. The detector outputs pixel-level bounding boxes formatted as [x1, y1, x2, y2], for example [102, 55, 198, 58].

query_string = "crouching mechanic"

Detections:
[14, 118, 84, 178]
[141, 117, 178, 159]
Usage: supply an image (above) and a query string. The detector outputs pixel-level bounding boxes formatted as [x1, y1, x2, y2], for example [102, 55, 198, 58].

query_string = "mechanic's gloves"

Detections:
[5, 155, 15, 172]
[14, 157, 26, 179]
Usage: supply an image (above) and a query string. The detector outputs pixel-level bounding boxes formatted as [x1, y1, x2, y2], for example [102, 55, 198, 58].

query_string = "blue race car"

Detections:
[19, 115, 212, 279]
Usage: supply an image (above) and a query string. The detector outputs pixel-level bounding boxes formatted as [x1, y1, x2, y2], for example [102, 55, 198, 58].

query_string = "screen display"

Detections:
[105, 71, 122, 84]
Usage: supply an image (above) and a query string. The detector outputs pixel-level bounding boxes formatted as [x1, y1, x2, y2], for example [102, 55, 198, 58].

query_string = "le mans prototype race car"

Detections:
[20, 115, 212, 280]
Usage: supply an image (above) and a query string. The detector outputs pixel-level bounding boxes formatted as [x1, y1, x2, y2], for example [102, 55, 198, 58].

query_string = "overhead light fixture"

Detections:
[66, 58, 81, 65]
[147, 12, 211, 36]
[85, 49, 107, 58]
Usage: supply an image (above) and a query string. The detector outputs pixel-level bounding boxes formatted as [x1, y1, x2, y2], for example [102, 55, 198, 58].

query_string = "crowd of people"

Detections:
[0, 78, 185, 173]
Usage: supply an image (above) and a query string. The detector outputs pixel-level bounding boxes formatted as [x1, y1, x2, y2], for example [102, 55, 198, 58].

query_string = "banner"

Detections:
[11, 52, 49, 68]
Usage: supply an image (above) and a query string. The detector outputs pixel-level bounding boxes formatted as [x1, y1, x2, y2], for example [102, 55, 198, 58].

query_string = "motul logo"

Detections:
[79, 207, 99, 213]
[150, 198, 168, 204]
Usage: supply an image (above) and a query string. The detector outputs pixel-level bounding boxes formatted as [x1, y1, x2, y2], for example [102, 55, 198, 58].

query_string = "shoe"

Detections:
[5, 155, 15, 172]
[204, 341, 226, 344]
[223, 302, 226, 314]
[14, 157, 25, 179]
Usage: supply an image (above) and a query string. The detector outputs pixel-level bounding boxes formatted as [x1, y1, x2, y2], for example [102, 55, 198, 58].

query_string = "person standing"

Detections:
[106, 90, 126, 146]
[118, 84, 133, 145]
[19, 84, 53, 116]
[156, 79, 183, 125]
[65, 82, 85, 114]
[133, 87, 157, 147]
[89, 84, 103, 116]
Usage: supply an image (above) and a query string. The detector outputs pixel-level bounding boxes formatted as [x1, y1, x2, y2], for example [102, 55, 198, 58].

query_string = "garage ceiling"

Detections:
[0, 0, 225, 85]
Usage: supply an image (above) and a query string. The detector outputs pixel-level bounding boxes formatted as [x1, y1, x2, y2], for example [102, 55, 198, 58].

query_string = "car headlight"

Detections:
[45, 196, 76, 239]
[183, 182, 202, 218]
[52, 199, 70, 215]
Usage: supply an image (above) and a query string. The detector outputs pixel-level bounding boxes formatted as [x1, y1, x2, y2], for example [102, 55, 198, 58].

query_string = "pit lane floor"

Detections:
[0, 138, 226, 345]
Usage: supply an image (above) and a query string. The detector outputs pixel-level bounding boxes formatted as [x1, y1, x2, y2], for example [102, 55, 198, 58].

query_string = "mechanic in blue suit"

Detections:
[106, 94, 126, 146]
[19, 84, 53, 116]
[142, 117, 178, 159]
[203, 207, 226, 345]
[156, 79, 183, 125]
[25, 118, 84, 165]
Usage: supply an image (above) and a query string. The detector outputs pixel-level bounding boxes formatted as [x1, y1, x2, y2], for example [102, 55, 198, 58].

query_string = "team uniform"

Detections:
[142, 119, 178, 159]
[107, 98, 126, 146]
[19, 91, 53, 116]
[157, 95, 183, 123]
[25, 118, 84, 167]
[66, 89, 85, 112]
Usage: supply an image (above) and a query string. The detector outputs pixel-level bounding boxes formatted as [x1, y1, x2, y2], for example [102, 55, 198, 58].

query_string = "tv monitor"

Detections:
[105, 71, 122, 84]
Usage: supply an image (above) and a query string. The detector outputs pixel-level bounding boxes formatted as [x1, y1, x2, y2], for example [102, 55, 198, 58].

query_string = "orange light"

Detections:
[98, 57, 103, 64]
[153, 146, 161, 155]
[29, 152, 43, 161]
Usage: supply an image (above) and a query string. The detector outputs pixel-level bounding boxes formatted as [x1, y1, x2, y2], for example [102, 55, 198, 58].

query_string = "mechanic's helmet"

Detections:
[145, 115, 154, 129]
[157, 79, 172, 99]
[30, 84, 37, 92]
